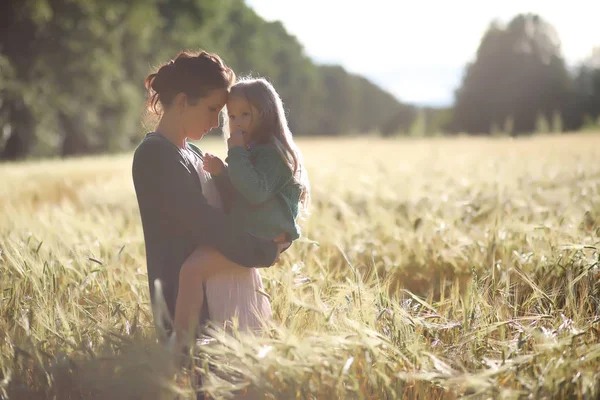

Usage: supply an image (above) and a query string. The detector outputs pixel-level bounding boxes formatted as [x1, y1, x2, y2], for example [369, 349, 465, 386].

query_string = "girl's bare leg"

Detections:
[174, 247, 227, 347]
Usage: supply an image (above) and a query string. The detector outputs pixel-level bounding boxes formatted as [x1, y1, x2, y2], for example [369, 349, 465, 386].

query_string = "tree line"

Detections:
[0, 0, 408, 159]
[0, 2, 599, 160]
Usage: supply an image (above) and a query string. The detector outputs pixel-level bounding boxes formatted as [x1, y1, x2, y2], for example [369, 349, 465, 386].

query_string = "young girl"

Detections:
[173, 77, 310, 346]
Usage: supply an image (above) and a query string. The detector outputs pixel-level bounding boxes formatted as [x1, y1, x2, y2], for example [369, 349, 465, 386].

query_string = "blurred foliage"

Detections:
[452, 14, 600, 135]
[1, 5, 599, 159]
[0, 0, 411, 159]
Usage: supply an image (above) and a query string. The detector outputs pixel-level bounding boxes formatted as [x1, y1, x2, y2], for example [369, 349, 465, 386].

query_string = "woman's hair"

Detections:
[229, 77, 310, 212]
[145, 50, 235, 114]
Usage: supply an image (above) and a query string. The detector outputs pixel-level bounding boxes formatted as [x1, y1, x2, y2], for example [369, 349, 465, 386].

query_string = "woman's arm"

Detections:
[212, 167, 236, 213]
[132, 138, 278, 267]
[226, 145, 293, 205]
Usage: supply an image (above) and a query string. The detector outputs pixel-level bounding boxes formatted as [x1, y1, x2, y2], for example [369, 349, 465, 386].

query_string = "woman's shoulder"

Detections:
[133, 133, 180, 166]
[136, 132, 170, 151]
[186, 141, 204, 159]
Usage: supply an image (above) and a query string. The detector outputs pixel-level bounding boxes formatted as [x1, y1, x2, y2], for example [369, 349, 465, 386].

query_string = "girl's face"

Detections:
[181, 88, 228, 140]
[227, 95, 259, 145]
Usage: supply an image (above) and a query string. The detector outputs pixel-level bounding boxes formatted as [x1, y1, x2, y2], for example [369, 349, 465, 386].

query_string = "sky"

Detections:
[246, 0, 600, 107]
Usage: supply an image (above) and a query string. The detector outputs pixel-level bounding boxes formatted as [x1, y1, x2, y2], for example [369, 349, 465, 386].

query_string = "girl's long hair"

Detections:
[227, 77, 310, 213]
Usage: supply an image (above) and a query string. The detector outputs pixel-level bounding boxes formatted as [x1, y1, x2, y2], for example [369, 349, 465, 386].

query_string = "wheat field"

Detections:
[0, 133, 599, 399]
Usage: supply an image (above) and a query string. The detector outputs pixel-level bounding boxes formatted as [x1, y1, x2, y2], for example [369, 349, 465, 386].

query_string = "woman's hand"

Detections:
[227, 130, 246, 149]
[273, 233, 291, 264]
[203, 153, 225, 176]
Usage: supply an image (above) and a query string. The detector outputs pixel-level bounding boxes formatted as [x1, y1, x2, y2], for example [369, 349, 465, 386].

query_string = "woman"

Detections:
[131, 50, 286, 339]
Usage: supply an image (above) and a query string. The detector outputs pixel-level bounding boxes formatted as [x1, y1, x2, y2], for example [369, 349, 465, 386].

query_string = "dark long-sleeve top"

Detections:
[131, 132, 278, 323]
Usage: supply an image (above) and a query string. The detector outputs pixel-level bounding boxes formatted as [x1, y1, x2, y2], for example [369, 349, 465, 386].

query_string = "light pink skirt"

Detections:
[204, 267, 272, 333]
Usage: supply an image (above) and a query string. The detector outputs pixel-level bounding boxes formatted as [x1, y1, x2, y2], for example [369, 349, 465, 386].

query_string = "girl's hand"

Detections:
[227, 130, 246, 149]
[203, 153, 225, 176]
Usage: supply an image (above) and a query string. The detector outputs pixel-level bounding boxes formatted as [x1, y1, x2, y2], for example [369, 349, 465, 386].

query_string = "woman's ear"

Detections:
[174, 93, 187, 112]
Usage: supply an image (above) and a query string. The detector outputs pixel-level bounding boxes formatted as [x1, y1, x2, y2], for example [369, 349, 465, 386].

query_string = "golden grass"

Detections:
[0, 133, 599, 399]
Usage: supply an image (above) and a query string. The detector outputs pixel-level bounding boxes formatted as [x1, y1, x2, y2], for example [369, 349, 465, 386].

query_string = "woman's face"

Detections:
[182, 88, 228, 140]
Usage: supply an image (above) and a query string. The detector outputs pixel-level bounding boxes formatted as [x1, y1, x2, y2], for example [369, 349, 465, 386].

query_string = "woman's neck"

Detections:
[156, 113, 186, 148]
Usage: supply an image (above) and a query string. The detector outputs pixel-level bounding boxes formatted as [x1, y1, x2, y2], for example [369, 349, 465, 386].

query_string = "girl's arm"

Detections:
[132, 138, 278, 267]
[226, 145, 293, 205]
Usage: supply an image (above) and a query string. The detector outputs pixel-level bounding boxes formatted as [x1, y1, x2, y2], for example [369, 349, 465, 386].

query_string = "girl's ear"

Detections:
[250, 104, 262, 119]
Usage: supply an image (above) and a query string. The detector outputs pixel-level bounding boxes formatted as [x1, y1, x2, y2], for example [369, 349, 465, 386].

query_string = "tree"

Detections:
[572, 47, 600, 128]
[0, 0, 158, 159]
[453, 14, 572, 134]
